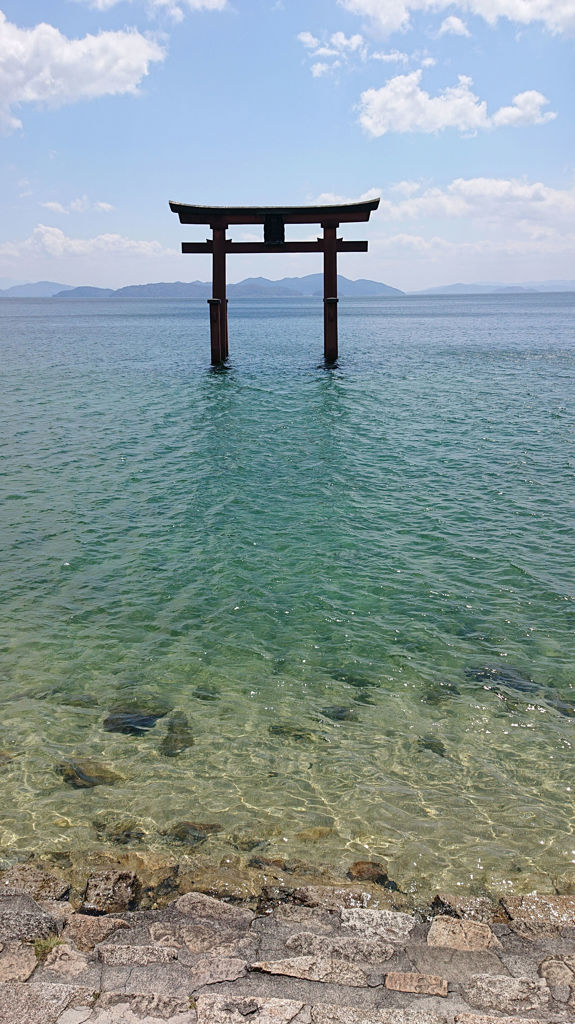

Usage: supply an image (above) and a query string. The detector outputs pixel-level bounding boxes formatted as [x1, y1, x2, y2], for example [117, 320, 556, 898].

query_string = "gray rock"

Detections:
[97, 944, 178, 965]
[340, 907, 416, 943]
[463, 973, 550, 1013]
[0, 893, 59, 942]
[251, 955, 373, 987]
[81, 871, 139, 914]
[0, 867, 69, 902]
[191, 955, 247, 988]
[96, 990, 192, 1019]
[196, 996, 449, 1023]
[0, 981, 95, 1024]
[0, 940, 37, 981]
[285, 931, 394, 964]
[174, 892, 253, 927]
[63, 914, 129, 951]
[43, 944, 91, 979]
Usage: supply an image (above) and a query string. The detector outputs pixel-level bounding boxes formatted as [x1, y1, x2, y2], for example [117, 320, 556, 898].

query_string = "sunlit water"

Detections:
[1, 294, 574, 897]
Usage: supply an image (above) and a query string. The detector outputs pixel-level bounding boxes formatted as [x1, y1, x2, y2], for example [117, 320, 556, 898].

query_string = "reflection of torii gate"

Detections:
[169, 199, 380, 365]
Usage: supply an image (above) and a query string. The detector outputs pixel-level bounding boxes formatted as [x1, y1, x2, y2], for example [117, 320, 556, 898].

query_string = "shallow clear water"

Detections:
[1, 293, 574, 896]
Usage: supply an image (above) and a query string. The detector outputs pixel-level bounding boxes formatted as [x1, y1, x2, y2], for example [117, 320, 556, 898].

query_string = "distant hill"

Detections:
[0, 281, 74, 298]
[55, 274, 404, 299]
[416, 281, 575, 295]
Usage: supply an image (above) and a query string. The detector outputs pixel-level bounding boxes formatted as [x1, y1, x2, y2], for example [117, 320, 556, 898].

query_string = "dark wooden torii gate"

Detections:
[169, 199, 380, 364]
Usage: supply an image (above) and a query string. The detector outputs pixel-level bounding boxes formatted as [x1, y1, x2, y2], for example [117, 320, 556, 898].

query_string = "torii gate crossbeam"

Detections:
[169, 199, 380, 364]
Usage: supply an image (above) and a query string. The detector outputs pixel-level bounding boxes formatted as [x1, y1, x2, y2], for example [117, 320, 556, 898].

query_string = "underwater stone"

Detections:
[166, 821, 221, 846]
[92, 817, 146, 845]
[346, 861, 399, 891]
[56, 759, 122, 789]
[269, 724, 319, 742]
[320, 706, 359, 722]
[159, 711, 194, 757]
[103, 708, 169, 735]
[417, 735, 447, 758]
[193, 685, 220, 702]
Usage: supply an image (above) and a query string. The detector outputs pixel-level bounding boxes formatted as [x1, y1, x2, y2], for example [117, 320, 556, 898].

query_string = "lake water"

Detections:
[1, 293, 574, 898]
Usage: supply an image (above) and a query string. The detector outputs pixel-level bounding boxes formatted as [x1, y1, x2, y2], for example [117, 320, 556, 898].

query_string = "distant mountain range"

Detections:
[1, 277, 574, 299]
[51, 275, 403, 299]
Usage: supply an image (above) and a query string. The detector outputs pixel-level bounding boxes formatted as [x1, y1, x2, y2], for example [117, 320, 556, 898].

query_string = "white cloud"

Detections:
[40, 196, 115, 214]
[0, 12, 165, 131]
[439, 15, 470, 35]
[0, 224, 175, 260]
[359, 70, 555, 135]
[339, 0, 575, 35]
[311, 62, 333, 76]
[77, 0, 227, 19]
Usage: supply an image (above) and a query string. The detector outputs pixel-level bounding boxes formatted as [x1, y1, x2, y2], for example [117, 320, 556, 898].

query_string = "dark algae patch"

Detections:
[319, 706, 359, 722]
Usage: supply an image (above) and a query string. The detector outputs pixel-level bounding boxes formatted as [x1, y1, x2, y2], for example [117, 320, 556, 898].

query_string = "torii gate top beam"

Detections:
[169, 198, 379, 226]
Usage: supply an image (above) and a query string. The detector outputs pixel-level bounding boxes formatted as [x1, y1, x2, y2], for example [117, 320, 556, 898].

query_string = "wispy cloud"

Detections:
[40, 196, 115, 215]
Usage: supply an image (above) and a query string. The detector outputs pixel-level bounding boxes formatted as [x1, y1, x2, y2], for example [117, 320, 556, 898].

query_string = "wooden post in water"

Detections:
[211, 225, 228, 363]
[323, 224, 338, 363]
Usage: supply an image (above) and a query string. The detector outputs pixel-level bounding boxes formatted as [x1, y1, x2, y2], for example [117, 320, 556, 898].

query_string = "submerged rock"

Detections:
[319, 706, 359, 722]
[0, 751, 16, 767]
[93, 817, 147, 845]
[417, 735, 447, 759]
[159, 711, 194, 757]
[346, 860, 399, 891]
[421, 680, 460, 705]
[165, 821, 221, 846]
[230, 835, 268, 853]
[269, 724, 319, 742]
[466, 665, 538, 693]
[193, 685, 220, 702]
[56, 759, 122, 789]
[103, 699, 171, 735]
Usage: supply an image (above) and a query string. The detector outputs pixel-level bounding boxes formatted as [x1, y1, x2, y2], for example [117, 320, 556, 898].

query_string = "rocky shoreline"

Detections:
[1, 856, 575, 1023]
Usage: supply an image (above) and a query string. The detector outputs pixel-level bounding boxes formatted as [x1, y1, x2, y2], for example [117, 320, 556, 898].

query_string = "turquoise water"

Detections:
[1, 293, 574, 896]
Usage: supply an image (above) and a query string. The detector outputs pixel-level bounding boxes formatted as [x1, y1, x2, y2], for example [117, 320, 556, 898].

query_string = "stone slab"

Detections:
[252, 956, 372, 987]
[191, 956, 247, 988]
[0, 868, 69, 903]
[64, 915, 129, 952]
[96, 991, 194, 1019]
[196, 995, 449, 1024]
[431, 894, 496, 924]
[0, 981, 95, 1024]
[463, 973, 550, 1013]
[100, 962, 192, 998]
[285, 931, 394, 963]
[500, 894, 575, 938]
[174, 893, 253, 928]
[0, 893, 59, 942]
[340, 908, 416, 944]
[97, 945, 179, 965]
[455, 1017, 552, 1024]
[427, 917, 501, 952]
[385, 971, 448, 996]
[0, 940, 37, 982]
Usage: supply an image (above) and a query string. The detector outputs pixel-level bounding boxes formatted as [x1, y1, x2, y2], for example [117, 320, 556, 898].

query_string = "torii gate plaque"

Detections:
[169, 199, 380, 364]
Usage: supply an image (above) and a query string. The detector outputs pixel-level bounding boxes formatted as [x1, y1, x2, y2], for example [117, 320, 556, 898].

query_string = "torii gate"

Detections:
[169, 199, 380, 364]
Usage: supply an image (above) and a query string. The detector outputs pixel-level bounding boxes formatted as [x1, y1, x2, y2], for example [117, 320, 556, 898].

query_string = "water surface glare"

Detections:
[1, 294, 574, 896]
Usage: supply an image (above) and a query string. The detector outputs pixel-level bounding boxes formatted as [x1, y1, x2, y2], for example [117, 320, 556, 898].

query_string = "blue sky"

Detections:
[0, 0, 573, 289]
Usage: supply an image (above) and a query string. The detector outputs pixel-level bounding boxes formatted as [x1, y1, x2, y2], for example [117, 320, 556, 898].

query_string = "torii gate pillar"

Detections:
[169, 199, 380, 365]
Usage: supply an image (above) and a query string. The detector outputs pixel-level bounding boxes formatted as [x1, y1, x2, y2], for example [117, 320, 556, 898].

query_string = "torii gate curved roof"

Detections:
[169, 199, 380, 225]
